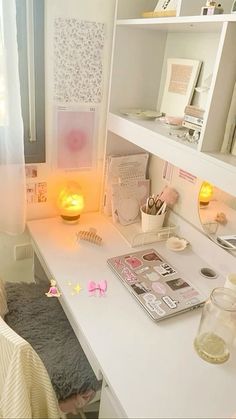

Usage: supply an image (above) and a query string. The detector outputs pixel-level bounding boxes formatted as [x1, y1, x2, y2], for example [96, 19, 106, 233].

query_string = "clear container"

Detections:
[194, 287, 236, 364]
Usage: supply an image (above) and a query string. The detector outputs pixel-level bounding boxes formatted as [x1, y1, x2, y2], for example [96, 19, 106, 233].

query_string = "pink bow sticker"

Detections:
[87, 280, 107, 296]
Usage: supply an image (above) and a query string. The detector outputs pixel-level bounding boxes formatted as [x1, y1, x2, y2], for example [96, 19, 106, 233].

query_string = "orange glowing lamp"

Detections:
[199, 182, 214, 206]
[57, 182, 84, 222]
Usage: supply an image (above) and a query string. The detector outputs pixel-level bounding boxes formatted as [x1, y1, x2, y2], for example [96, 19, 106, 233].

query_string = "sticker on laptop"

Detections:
[154, 263, 177, 277]
[114, 258, 125, 270]
[166, 278, 190, 291]
[152, 281, 167, 295]
[142, 252, 163, 262]
[121, 266, 137, 282]
[124, 256, 143, 270]
[185, 297, 201, 306]
[136, 266, 149, 274]
[144, 300, 166, 316]
[162, 295, 178, 309]
[144, 272, 160, 282]
[131, 282, 149, 295]
[180, 289, 200, 299]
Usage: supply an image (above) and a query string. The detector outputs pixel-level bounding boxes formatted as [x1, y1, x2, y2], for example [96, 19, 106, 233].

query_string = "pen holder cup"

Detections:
[140, 205, 166, 233]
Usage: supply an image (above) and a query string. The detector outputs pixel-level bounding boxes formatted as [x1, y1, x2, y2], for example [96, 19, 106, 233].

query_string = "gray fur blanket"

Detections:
[5, 280, 100, 401]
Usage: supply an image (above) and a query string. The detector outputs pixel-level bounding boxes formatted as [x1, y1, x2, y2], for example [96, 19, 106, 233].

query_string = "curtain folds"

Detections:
[0, 0, 26, 235]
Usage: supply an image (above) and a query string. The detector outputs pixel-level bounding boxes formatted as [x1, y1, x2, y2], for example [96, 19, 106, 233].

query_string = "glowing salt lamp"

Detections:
[199, 182, 214, 206]
[57, 182, 84, 222]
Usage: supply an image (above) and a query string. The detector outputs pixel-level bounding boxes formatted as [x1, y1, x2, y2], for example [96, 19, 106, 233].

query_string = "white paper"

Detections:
[111, 179, 150, 226]
[103, 153, 149, 216]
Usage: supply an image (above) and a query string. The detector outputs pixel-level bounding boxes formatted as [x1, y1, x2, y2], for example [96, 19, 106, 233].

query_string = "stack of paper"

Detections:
[103, 153, 150, 225]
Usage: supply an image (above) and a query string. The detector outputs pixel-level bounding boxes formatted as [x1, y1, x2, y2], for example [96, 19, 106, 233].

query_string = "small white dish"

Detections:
[120, 108, 162, 120]
[166, 236, 188, 252]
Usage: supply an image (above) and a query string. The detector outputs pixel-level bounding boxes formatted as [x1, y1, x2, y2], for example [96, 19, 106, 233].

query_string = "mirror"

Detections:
[198, 182, 236, 254]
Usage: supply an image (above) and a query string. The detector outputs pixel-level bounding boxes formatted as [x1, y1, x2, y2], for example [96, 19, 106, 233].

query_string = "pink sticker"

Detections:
[152, 281, 167, 295]
[122, 267, 137, 282]
[125, 256, 143, 270]
[181, 290, 199, 299]
[114, 259, 124, 269]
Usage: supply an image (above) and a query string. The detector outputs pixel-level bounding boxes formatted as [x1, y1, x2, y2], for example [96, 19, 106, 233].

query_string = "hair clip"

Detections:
[87, 280, 107, 296]
[76, 228, 102, 245]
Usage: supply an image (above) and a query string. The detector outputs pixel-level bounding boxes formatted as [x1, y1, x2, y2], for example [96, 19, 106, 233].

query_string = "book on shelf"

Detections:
[183, 114, 203, 126]
[160, 58, 202, 117]
[184, 105, 205, 119]
[221, 82, 236, 154]
[103, 153, 149, 216]
[182, 120, 202, 131]
[142, 10, 176, 18]
[229, 118, 236, 156]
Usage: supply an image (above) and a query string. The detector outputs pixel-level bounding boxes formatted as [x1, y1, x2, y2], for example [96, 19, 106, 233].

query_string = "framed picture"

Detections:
[55, 105, 98, 170]
[160, 58, 202, 117]
[154, 0, 178, 12]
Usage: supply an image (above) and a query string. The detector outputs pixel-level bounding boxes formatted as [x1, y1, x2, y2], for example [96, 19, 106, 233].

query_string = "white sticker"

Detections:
[143, 293, 156, 303]
[162, 295, 178, 309]
[154, 263, 177, 277]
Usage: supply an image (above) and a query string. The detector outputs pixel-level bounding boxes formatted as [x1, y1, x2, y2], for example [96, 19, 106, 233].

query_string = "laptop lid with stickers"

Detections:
[107, 248, 205, 321]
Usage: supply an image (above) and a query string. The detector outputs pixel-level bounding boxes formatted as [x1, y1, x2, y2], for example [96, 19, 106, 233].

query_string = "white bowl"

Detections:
[166, 236, 188, 252]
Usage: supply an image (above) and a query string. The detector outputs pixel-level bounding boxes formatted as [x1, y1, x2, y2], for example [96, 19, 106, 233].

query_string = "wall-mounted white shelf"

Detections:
[106, 0, 236, 198]
[108, 112, 236, 197]
[116, 14, 236, 32]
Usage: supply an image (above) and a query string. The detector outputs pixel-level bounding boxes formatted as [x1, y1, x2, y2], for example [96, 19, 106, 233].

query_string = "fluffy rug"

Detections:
[5, 280, 101, 401]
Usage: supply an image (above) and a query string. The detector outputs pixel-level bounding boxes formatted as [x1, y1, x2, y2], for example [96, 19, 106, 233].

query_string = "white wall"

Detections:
[0, 231, 33, 283]
[27, 0, 116, 221]
[0, 0, 116, 282]
[149, 154, 204, 231]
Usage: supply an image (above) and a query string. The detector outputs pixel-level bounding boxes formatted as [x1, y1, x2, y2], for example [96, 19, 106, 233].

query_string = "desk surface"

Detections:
[27, 214, 236, 419]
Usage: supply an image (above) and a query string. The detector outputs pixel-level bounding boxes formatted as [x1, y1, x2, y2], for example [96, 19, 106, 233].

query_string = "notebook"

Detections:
[111, 179, 150, 225]
[103, 153, 149, 216]
[107, 248, 206, 322]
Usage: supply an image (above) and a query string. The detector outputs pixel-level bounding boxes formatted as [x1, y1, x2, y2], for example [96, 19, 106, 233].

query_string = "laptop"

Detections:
[107, 248, 206, 322]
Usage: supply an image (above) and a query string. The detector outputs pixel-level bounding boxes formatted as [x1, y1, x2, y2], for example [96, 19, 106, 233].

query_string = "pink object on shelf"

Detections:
[163, 116, 184, 126]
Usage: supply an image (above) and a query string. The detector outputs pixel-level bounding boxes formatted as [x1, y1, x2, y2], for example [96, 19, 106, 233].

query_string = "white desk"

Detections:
[27, 213, 236, 419]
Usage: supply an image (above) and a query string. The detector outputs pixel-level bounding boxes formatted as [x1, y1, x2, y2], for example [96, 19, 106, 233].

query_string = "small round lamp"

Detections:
[199, 181, 214, 207]
[57, 182, 84, 223]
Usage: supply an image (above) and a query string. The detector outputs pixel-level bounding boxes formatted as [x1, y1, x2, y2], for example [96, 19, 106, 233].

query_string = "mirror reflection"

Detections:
[198, 182, 236, 254]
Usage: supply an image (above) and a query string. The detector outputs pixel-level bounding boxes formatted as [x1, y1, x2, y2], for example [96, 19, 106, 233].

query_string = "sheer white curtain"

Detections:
[0, 0, 26, 235]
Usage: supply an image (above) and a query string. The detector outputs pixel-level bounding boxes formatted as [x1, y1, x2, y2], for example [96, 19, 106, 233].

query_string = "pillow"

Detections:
[0, 278, 8, 318]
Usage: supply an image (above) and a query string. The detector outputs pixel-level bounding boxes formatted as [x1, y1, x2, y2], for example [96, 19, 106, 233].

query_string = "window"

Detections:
[16, 0, 45, 163]
[0, 17, 5, 126]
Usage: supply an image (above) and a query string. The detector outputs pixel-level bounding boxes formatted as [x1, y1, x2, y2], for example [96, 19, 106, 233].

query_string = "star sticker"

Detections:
[72, 283, 82, 295]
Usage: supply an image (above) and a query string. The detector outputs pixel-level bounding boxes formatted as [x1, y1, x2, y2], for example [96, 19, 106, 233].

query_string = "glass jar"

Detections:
[194, 287, 236, 364]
